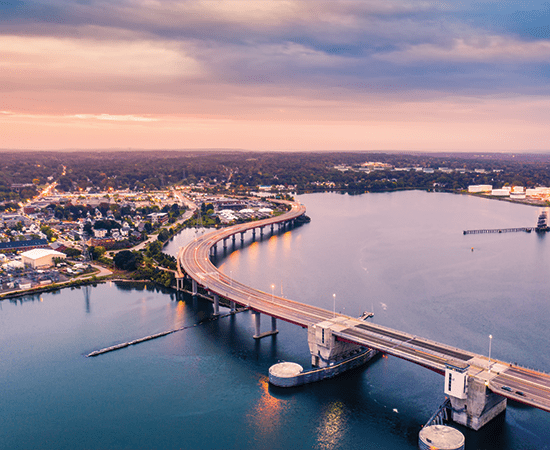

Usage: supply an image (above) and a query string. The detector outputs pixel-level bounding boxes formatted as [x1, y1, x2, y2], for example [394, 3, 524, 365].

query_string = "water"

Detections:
[2, 191, 550, 449]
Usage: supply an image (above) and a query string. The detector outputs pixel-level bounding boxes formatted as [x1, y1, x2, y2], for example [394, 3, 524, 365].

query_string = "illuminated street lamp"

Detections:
[488, 334, 493, 372]
[333, 293, 336, 318]
[271, 284, 275, 302]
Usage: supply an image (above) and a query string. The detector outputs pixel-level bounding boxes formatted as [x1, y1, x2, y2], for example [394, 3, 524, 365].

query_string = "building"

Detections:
[21, 248, 66, 269]
[0, 239, 49, 253]
[148, 212, 169, 225]
[468, 185, 492, 193]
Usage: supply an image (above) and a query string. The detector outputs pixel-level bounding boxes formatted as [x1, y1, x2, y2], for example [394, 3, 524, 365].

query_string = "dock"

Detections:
[463, 227, 534, 235]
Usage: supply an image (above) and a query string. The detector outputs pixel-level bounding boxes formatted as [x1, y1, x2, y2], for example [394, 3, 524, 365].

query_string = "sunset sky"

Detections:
[2, 0, 550, 152]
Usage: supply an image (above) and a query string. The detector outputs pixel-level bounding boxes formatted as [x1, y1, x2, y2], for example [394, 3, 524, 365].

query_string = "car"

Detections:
[516, 391, 525, 396]
[501, 386, 512, 392]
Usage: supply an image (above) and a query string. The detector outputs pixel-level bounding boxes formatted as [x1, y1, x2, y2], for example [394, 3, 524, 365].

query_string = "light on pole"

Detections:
[271, 284, 275, 302]
[333, 293, 336, 318]
[488, 334, 493, 371]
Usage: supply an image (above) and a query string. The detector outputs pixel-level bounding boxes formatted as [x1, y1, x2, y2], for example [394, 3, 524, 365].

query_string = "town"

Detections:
[0, 180, 291, 297]
[2, 150, 550, 298]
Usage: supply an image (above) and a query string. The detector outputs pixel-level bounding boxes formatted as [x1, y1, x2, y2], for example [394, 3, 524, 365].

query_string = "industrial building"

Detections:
[21, 248, 66, 269]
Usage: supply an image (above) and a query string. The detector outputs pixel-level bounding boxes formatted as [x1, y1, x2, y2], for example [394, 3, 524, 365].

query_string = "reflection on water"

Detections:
[248, 376, 285, 436]
[315, 401, 347, 450]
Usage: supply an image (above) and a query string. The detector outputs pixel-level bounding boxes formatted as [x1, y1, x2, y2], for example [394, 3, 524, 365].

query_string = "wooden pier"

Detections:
[463, 227, 534, 235]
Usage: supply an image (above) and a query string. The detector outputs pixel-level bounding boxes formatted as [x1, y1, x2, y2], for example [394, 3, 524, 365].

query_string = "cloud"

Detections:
[0, 34, 202, 80]
[376, 35, 550, 64]
[72, 114, 159, 122]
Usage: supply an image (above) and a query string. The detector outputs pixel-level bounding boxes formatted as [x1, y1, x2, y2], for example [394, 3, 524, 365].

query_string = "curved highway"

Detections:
[178, 199, 550, 413]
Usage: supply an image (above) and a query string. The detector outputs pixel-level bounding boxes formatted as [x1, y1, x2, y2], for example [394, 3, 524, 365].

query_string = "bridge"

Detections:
[176, 200, 550, 431]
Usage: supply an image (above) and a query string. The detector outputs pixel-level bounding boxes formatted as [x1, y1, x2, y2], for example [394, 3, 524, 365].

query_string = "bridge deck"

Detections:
[179, 200, 550, 413]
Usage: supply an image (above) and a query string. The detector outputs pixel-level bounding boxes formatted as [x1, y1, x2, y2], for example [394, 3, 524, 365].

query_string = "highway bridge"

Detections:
[177, 199, 550, 430]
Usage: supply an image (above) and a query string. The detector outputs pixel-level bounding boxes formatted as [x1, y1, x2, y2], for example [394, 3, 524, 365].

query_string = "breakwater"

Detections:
[86, 308, 247, 357]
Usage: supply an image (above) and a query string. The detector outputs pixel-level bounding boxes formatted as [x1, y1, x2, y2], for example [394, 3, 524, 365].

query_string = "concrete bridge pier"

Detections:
[252, 228, 256, 240]
[308, 319, 363, 367]
[232, 235, 236, 244]
[230, 301, 236, 313]
[271, 224, 274, 233]
[260, 227, 264, 237]
[223, 238, 228, 250]
[213, 294, 220, 316]
[240, 232, 245, 242]
[175, 276, 184, 291]
[252, 311, 279, 339]
[191, 279, 198, 296]
[444, 362, 507, 430]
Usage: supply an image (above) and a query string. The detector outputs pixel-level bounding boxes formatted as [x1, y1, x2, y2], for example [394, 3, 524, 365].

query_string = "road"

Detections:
[179, 199, 550, 414]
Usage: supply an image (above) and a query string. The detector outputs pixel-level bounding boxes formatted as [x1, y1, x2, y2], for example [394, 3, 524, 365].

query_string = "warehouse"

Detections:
[21, 248, 66, 269]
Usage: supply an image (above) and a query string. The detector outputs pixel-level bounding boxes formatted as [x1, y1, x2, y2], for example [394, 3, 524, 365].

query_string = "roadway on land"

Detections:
[178, 200, 550, 413]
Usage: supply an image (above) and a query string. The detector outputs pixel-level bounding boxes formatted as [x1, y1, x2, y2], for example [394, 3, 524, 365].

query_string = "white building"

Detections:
[491, 189, 510, 197]
[21, 248, 66, 269]
[468, 185, 493, 193]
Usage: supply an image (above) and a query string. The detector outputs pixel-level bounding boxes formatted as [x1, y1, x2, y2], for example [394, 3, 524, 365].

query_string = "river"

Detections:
[1, 191, 549, 449]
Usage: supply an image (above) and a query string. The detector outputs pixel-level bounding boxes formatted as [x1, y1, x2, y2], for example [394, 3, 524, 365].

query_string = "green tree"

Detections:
[157, 228, 170, 242]
[114, 250, 137, 271]
[89, 245, 106, 260]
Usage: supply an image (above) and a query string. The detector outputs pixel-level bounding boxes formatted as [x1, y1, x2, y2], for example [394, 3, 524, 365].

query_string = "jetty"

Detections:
[463, 227, 533, 235]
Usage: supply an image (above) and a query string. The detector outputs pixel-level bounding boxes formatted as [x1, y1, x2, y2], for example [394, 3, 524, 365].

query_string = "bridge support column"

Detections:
[223, 238, 228, 249]
[213, 294, 219, 316]
[445, 363, 507, 430]
[252, 228, 256, 240]
[232, 235, 236, 243]
[260, 227, 264, 237]
[175, 276, 183, 291]
[253, 311, 261, 338]
[240, 232, 245, 242]
[308, 319, 363, 368]
[192, 279, 198, 296]
[271, 224, 274, 233]
[230, 301, 236, 313]
[252, 312, 279, 339]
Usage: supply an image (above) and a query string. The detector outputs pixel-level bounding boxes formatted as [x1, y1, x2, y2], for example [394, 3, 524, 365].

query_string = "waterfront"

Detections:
[2, 191, 550, 449]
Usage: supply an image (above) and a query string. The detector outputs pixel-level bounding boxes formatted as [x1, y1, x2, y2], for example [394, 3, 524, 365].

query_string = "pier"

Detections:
[463, 227, 533, 235]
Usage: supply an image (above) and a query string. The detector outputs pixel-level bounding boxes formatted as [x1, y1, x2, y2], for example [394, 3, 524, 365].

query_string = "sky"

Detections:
[2, 0, 550, 152]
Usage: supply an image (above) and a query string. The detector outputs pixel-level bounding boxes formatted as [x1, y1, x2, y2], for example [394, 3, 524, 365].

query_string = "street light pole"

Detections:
[488, 334, 493, 371]
[271, 284, 275, 302]
[333, 293, 336, 318]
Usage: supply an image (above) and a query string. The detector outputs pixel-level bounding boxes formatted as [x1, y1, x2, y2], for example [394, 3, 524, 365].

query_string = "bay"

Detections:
[2, 190, 549, 449]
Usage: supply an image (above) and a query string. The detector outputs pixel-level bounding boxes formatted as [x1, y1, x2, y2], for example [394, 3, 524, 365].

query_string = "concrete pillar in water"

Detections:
[252, 312, 278, 339]
[213, 294, 219, 316]
[192, 279, 198, 296]
[253, 311, 261, 339]
[308, 319, 363, 368]
[240, 232, 245, 242]
[230, 301, 236, 313]
[445, 362, 507, 430]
